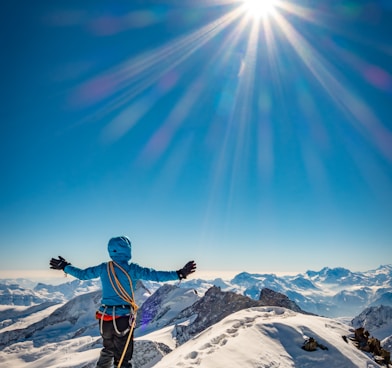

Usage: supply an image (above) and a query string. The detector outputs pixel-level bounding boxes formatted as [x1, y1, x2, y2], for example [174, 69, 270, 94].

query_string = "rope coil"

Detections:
[106, 261, 139, 367]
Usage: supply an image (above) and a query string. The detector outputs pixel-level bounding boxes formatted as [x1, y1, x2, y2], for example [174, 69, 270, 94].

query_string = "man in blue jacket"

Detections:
[50, 236, 196, 368]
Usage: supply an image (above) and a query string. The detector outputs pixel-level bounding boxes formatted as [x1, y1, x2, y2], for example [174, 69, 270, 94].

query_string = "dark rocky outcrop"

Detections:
[172, 286, 265, 345]
[259, 287, 310, 314]
[350, 327, 391, 366]
[171, 286, 311, 346]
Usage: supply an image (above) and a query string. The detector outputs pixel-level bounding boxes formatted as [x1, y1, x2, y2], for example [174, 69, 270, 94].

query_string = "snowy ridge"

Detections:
[0, 265, 391, 367]
[1, 265, 391, 318]
[0, 283, 48, 306]
[0, 283, 200, 367]
[152, 307, 379, 368]
[352, 305, 392, 341]
[136, 284, 200, 336]
[0, 279, 101, 306]
[183, 264, 392, 317]
[166, 285, 312, 346]
[1, 283, 386, 367]
[0, 290, 101, 349]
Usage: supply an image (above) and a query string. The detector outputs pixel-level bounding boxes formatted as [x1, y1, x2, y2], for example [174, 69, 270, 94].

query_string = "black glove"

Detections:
[50, 256, 71, 270]
[177, 260, 196, 280]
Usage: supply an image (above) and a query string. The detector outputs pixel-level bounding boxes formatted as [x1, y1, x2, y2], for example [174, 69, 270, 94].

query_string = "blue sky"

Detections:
[1, 0, 392, 277]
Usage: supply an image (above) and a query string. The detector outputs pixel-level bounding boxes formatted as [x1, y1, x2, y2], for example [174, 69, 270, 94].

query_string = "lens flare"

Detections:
[60, 0, 392, 236]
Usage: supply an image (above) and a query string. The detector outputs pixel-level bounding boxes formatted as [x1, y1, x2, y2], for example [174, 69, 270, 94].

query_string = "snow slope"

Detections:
[0, 305, 382, 368]
[152, 307, 379, 368]
[0, 265, 391, 367]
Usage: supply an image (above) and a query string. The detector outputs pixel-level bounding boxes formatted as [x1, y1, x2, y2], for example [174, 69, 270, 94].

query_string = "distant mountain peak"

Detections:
[352, 305, 392, 340]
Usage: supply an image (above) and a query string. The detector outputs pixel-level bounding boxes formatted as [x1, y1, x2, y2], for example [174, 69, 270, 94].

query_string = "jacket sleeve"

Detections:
[64, 264, 103, 280]
[129, 263, 179, 282]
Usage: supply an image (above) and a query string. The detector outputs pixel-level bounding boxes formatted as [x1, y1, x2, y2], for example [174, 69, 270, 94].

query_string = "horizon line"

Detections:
[0, 265, 390, 281]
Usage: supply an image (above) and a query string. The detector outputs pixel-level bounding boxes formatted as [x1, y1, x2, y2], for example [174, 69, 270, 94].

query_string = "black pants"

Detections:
[96, 316, 133, 368]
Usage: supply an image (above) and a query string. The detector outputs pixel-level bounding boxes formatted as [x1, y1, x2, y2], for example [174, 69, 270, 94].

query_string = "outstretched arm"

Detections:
[49, 256, 102, 280]
[129, 260, 197, 282]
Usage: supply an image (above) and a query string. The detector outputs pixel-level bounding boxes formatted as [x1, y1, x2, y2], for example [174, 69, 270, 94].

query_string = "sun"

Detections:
[241, 0, 278, 19]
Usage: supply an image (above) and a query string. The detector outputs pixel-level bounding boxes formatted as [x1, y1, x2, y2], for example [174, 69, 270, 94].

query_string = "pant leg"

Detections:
[113, 337, 133, 368]
[96, 320, 115, 368]
[112, 316, 134, 368]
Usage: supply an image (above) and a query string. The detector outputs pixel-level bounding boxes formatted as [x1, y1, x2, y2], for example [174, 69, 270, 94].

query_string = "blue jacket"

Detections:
[64, 236, 179, 315]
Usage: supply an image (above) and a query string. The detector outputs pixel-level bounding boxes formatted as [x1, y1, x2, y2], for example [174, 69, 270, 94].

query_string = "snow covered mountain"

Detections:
[223, 265, 392, 317]
[152, 307, 378, 368]
[1, 265, 391, 318]
[136, 283, 199, 336]
[0, 278, 100, 306]
[1, 284, 388, 367]
[0, 282, 49, 306]
[352, 305, 392, 339]
[0, 265, 391, 367]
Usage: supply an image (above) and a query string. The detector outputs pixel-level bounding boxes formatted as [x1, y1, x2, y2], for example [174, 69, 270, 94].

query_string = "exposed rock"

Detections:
[170, 286, 311, 346]
[132, 340, 172, 368]
[350, 327, 391, 366]
[172, 286, 266, 345]
[301, 336, 328, 351]
[259, 287, 311, 314]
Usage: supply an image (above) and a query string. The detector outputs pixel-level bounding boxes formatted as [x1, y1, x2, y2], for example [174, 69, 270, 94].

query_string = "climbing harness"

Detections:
[97, 261, 139, 368]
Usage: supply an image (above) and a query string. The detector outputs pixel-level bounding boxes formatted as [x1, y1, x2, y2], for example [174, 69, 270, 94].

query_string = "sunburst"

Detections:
[241, 0, 278, 19]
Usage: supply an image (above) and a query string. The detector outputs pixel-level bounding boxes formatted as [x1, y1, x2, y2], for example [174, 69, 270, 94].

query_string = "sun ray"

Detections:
[67, 0, 392, 220]
[139, 13, 253, 165]
[277, 1, 329, 24]
[74, 7, 245, 137]
[274, 10, 392, 160]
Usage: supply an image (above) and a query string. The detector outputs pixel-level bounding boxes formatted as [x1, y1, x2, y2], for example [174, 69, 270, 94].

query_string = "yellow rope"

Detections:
[107, 261, 139, 311]
[106, 261, 139, 367]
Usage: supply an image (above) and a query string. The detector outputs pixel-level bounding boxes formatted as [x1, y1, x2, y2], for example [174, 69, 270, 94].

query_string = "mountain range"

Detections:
[2, 264, 392, 317]
[0, 265, 391, 367]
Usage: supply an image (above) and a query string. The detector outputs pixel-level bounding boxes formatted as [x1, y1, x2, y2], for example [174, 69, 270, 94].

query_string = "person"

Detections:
[50, 236, 196, 368]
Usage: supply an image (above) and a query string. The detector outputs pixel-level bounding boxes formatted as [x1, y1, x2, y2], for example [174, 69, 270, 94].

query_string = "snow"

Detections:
[0, 303, 63, 333]
[0, 306, 382, 368]
[2, 265, 391, 318]
[136, 324, 178, 350]
[0, 337, 101, 368]
[153, 307, 378, 368]
[0, 266, 391, 367]
[352, 305, 392, 340]
[136, 284, 199, 337]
